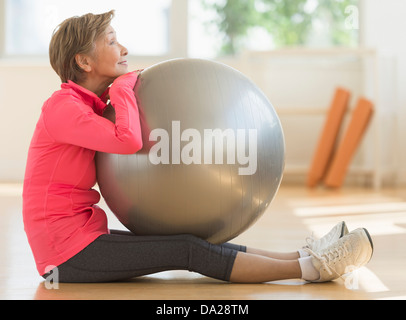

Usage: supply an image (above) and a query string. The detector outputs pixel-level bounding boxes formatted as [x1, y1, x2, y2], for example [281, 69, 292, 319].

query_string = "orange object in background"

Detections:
[324, 98, 374, 188]
[307, 88, 351, 188]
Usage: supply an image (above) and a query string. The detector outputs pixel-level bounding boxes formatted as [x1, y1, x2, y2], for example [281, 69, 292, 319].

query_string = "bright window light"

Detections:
[5, 0, 171, 56]
[188, 0, 360, 58]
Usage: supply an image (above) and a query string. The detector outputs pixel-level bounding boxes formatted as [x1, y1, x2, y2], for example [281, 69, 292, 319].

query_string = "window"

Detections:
[4, 0, 171, 56]
[1, 0, 360, 59]
[188, 0, 360, 58]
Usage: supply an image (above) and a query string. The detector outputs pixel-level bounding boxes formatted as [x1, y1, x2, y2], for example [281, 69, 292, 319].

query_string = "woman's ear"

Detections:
[75, 54, 92, 73]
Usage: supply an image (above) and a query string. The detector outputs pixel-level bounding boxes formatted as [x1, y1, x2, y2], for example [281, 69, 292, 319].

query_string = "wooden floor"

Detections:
[1, 183, 405, 300]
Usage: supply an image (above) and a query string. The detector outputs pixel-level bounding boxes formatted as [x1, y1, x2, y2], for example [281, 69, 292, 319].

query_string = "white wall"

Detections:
[239, 50, 373, 181]
[0, 61, 60, 181]
[360, 0, 406, 186]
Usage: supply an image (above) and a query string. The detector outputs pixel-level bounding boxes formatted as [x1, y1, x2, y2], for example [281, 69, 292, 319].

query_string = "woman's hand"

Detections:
[111, 71, 139, 93]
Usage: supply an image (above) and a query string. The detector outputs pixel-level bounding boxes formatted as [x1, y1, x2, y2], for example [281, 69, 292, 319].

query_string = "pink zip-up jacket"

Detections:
[23, 72, 143, 276]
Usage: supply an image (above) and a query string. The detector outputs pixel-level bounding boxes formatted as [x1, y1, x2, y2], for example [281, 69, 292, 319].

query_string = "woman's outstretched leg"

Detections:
[50, 233, 305, 284]
[247, 248, 300, 260]
[230, 252, 302, 283]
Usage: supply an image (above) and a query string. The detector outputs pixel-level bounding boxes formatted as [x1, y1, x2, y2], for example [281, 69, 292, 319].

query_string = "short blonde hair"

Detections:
[49, 10, 115, 83]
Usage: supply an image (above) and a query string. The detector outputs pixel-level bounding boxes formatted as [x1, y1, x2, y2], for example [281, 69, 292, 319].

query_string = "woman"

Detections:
[23, 11, 373, 284]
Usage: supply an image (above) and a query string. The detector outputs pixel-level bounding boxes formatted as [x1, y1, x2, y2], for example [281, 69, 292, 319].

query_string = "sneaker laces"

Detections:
[304, 244, 350, 277]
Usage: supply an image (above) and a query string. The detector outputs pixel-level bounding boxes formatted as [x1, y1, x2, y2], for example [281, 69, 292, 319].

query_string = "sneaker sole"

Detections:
[340, 221, 348, 237]
[362, 227, 374, 261]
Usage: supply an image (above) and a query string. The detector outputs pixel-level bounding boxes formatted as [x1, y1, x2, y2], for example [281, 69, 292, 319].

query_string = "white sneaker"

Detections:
[304, 228, 374, 283]
[304, 221, 349, 253]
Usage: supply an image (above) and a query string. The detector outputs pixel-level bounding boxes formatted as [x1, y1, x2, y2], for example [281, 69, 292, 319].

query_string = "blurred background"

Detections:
[0, 0, 404, 188]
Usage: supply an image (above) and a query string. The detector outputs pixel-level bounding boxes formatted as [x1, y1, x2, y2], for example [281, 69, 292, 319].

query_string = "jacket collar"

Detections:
[62, 81, 109, 116]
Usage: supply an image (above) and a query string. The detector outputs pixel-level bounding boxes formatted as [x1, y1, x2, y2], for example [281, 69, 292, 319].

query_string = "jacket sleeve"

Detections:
[43, 72, 143, 154]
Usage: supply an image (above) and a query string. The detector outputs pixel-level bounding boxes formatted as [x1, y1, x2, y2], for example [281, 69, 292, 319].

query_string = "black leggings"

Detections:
[44, 231, 246, 283]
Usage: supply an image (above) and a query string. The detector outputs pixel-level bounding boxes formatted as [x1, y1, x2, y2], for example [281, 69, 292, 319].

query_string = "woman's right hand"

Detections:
[111, 71, 139, 92]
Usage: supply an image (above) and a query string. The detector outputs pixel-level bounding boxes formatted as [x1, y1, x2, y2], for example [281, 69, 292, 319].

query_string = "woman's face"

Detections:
[89, 25, 129, 82]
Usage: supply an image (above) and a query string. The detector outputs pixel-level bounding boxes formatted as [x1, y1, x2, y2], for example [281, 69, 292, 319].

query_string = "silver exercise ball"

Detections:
[96, 59, 285, 244]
